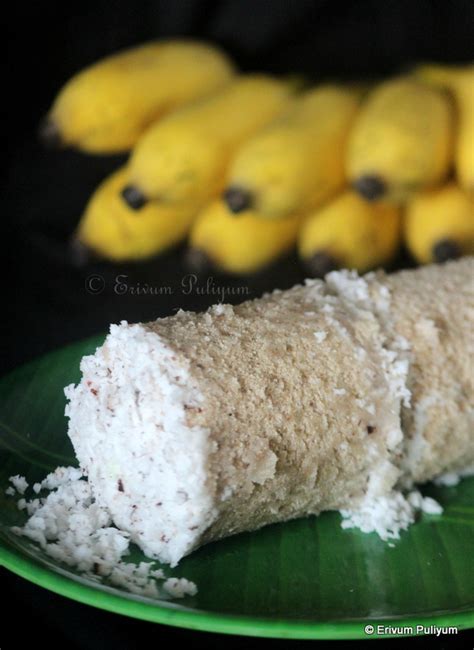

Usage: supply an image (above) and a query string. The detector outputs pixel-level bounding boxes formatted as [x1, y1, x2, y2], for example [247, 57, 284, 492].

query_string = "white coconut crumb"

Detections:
[314, 331, 327, 343]
[415, 318, 440, 345]
[9, 468, 198, 600]
[386, 428, 403, 450]
[211, 303, 233, 317]
[220, 485, 234, 501]
[394, 334, 410, 351]
[5, 486, 15, 496]
[355, 347, 366, 360]
[340, 492, 415, 540]
[163, 577, 198, 598]
[33, 466, 84, 494]
[326, 269, 370, 304]
[434, 472, 461, 487]
[108, 563, 159, 598]
[340, 489, 443, 540]
[334, 388, 346, 396]
[407, 492, 443, 515]
[373, 283, 391, 313]
[325, 315, 351, 341]
[378, 348, 411, 408]
[355, 398, 367, 411]
[9, 475, 29, 495]
[434, 465, 474, 486]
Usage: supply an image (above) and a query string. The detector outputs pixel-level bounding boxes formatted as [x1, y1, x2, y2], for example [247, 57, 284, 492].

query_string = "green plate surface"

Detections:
[0, 336, 473, 639]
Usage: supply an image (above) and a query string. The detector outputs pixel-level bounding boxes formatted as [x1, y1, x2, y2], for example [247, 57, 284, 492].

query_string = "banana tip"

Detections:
[38, 117, 62, 148]
[184, 247, 213, 272]
[121, 185, 148, 210]
[304, 251, 340, 278]
[432, 239, 461, 264]
[223, 186, 253, 214]
[69, 234, 99, 268]
[352, 175, 386, 201]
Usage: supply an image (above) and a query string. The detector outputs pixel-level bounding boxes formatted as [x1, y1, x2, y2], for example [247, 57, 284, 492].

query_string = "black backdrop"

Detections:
[2, 1, 474, 647]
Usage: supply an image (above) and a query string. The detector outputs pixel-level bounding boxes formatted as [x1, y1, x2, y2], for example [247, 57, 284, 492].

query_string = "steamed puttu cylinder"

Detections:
[65, 258, 474, 566]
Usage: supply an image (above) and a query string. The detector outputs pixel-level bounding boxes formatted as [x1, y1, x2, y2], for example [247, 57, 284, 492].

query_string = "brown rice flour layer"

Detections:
[65, 258, 474, 566]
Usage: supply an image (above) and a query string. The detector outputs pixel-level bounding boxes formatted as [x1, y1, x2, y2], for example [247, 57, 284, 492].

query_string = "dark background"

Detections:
[2, 0, 474, 647]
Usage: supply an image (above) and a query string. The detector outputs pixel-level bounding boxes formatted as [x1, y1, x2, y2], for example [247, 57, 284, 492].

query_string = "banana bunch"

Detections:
[40, 40, 235, 153]
[223, 85, 361, 219]
[75, 167, 198, 261]
[415, 64, 474, 195]
[41, 38, 473, 273]
[187, 200, 302, 274]
[347, 76, 454, 203]
[122, 75, 295, 210]
[298, 191, 401, 277]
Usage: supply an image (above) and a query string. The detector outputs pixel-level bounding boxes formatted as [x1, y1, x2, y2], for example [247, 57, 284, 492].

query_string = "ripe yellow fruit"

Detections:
[187, 200, 302, 274]
[124, 75, 295, 210]
[41, 40, 235, 154]
[404, 182, 474, 264]
[347, 77, 454, 204]
[223, 85, 361, 219]
[298, 191, 401, 276]
[76, 166, 198, 261]
[416, 64, 474, 195]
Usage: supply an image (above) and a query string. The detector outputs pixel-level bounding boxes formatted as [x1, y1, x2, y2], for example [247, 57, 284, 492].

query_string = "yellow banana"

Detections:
[347, 77, 454, 203]
[76, 166, 198, 261]
[298, 191, 401, 277]
[123, 75, 295, 210]
[404, 182, 474, 264]
[40, 40, 235, 154]
[223, 85, 361, 219]
[415, 63, 474, 195]
[187, 200, 302, 274]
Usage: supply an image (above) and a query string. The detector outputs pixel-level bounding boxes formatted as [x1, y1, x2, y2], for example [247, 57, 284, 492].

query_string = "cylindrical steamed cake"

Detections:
[65, 258, 474, 566]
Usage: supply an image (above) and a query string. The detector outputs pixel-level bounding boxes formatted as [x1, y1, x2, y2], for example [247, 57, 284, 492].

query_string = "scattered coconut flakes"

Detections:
[407, 491, 443, 515]
[434, 465, 474, 487]
[434, 472, 461, 487]
[211, 303, 233, 317]
[313, 331, 327, 343]
[9, 475, 29, 495]
[334, 388, 346, 396]
[325, 269, 370, 304]
[420, 497, 443, 515]
[9, 467, 197, 599]
[33, 466, 84, 493]
[163, 577, 198, 598]
[340, 489, 442, 540]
